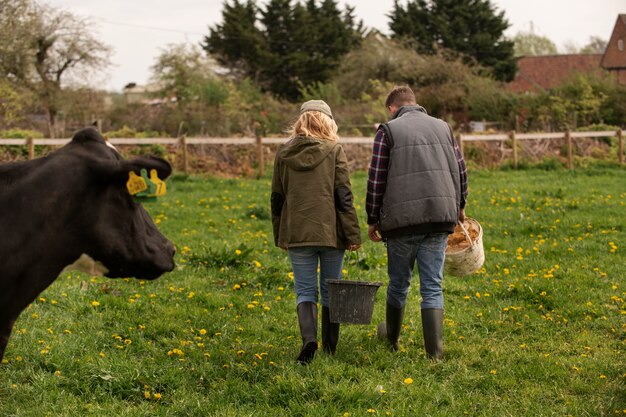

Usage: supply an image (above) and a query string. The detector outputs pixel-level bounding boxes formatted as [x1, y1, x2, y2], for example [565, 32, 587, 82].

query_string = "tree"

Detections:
[0, 80, 34, 127]
[333, 32, 424, 99]
[580, 36, 607, 54]
[151, 43, 228, 106]
[388, 0, 516, 81]
[203, 0, 363, 100]
[513, 31, 558, 56]
[0, 0, 111, 137]
[203, 0, 267, 82]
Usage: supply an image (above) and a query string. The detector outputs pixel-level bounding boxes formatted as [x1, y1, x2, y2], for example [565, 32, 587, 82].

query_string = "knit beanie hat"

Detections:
[299, 100, 333, 119]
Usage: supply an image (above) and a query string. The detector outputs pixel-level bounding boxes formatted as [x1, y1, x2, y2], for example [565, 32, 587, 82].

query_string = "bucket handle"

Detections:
[342, 249, 361, 281]
[457, 221, 474, 245]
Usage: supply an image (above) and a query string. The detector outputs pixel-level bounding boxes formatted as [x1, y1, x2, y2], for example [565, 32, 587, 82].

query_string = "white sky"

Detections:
[45, 0, 625, 92]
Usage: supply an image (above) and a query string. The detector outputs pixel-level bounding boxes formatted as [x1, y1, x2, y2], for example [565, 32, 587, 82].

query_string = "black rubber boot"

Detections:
[296, 302, 318, 364]
[376, 303, 405, 351]
[421, 308, 444, 360]
[321, 306, 340, 354]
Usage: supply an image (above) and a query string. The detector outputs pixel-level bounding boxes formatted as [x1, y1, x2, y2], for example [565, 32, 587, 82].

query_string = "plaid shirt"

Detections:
[366, 128, 468, 225]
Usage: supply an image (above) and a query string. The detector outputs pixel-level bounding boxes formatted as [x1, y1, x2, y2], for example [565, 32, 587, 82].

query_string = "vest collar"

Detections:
[391, 105, 427, 120]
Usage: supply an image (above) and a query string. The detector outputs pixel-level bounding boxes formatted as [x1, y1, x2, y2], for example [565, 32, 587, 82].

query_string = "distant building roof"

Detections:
[506, 54, 604, 93]
[600, 14, 626, 70]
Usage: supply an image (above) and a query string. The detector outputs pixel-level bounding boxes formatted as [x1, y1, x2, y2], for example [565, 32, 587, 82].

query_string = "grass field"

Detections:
[1, 165, 624, 416]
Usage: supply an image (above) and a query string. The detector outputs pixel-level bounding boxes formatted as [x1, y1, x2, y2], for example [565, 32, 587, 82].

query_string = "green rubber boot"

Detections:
[296, 302, 318, 364]
[421, 308, 444, 360]
[321, 306, 340, 354]
[376, 303, 405, 351]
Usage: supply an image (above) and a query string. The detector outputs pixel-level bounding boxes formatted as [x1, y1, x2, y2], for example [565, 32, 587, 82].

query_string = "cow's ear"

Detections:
[91, 156, 172, 183]
[123, 156, 172, 181]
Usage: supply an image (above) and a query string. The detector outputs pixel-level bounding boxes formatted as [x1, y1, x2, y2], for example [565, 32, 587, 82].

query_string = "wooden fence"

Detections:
[0, 129, 622, 176]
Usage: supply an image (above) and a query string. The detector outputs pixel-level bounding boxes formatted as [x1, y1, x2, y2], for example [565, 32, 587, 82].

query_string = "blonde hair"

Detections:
[288, 111, 338, 142]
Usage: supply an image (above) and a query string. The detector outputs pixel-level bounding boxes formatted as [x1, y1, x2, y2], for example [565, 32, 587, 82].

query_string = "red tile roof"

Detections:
[506, 54, 604, 93]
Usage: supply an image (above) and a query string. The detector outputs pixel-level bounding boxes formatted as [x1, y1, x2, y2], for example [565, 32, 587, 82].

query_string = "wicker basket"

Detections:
[444, 218, 484, 276]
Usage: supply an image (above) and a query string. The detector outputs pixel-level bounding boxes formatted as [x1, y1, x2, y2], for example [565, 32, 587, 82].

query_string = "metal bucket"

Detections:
[327, 279, 383, 324]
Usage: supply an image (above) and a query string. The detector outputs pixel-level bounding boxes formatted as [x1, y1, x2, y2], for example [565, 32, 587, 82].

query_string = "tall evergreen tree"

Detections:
[389, 0, 516, 81]
[204, 0, 267, 82]
[203, 0, 363, 100]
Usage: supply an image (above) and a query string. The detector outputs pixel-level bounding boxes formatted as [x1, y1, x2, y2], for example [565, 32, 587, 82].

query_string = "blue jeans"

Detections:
[288, 246, 345, 307]
[386, 233, 448, 310]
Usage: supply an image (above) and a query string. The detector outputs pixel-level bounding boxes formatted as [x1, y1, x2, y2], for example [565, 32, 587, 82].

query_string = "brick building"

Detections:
[508, 14, 626, 93]
[601, 14, 626, 85]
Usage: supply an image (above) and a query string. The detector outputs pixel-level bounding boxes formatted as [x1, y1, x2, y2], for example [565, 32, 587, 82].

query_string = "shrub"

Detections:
[0, 129, 44, 139]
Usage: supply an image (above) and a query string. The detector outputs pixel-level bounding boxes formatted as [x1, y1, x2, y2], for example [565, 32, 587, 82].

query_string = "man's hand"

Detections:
[459, 208, 466, 223]
[348, 244, 361, 251]
[368, 224, 382, 242]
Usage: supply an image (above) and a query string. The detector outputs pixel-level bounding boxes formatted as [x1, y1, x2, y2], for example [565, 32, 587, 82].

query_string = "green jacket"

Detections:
[271, 136, 361, 249]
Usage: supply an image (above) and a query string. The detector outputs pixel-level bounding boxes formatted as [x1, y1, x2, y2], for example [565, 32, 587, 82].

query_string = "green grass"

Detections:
[1, 166, 625, 416]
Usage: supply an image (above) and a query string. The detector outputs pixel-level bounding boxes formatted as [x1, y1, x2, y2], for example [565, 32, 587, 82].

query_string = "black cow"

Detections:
[0, 127, 175, 361]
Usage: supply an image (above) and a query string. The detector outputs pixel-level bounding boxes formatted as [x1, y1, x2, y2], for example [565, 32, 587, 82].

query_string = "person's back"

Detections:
[379, 105, 460, 235]
[273, 136, 343, 249]
[272, 100, 361, 364]
[366, 86, 468, 360]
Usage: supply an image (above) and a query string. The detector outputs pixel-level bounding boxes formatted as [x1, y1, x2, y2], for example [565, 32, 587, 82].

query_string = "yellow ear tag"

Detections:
[126, 171, 148, 195]
[149, 169, 167, 196]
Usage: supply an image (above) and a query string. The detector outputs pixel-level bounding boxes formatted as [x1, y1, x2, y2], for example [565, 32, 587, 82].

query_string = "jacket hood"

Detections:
[277, 136, 336, 171]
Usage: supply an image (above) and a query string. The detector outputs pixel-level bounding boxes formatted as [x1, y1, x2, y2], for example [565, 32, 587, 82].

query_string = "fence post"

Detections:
[566, 129, 573, 170]
[27, 137, 35, 160]
[509, 130, 518, 169]
[618, 129, 624, 165]
[180, 135, 188, 175]
[256, 134, 265, 179]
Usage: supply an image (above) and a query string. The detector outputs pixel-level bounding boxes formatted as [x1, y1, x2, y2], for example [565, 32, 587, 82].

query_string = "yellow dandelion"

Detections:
[403, 378, 413, 384]
[91, 301, 100, 307]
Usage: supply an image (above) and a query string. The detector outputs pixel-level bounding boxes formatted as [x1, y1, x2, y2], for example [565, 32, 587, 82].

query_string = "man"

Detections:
[366, 86, 468, 359]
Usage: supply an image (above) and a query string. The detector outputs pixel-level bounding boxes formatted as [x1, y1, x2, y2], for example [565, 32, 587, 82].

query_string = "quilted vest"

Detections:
[379, 106, 460, 232]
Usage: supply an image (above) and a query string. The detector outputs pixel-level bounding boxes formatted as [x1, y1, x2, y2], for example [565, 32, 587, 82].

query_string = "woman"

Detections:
[271, 100, 361, 364]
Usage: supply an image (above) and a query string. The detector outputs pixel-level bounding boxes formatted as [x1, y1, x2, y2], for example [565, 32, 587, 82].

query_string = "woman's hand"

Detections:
[348, 243, 361, 251]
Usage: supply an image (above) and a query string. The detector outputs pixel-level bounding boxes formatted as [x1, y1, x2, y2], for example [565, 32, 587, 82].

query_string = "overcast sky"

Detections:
[45, 0, 625, 92]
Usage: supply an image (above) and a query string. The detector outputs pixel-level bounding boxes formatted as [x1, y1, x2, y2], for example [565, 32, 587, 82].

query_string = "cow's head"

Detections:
[62, 127, 176, 280]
